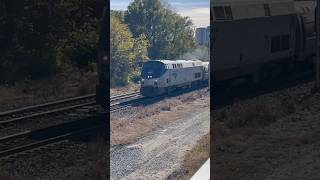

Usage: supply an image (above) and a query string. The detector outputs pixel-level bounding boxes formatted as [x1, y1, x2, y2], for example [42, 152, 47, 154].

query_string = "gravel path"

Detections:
[110, 106, 209, 180]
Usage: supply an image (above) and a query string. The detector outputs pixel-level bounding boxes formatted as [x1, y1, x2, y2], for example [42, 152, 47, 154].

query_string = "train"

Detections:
[97, 0, 318, 106]
[95, 3, 210, 105]
[211, 0, 316, 87]
[140, 60, 209, 97]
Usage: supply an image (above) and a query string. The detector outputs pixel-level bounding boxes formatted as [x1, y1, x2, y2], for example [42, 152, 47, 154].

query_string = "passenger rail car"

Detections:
[211, 0, 316, 87]
[140, 60, 209, 97]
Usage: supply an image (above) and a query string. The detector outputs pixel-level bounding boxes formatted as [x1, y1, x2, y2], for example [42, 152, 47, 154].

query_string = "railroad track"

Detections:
[0, 91, 141, 158]
[110, 86, 209, 113]
[0, 94, 97, 125]
[0, 92, 141, 124]
[110, 92, 144, 112]
[0, 114, 105, 159]
[110, 92, 141, 103]
[110, 95, 164, 112]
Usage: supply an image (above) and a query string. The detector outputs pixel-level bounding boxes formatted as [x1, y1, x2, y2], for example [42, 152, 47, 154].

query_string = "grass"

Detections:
[210, 89, 317, 179]
[0, 171, 14, 180]
[217, 102, 276, 128]
[0, 66, 97, 111]
[180, 133, 210, 180]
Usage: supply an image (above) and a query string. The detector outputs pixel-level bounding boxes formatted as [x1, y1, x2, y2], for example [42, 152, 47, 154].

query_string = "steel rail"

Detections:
[0, 94, 96, 117]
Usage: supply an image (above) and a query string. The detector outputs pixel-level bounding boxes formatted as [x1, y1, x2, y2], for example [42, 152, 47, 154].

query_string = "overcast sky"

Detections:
[110, 0, 210, 28]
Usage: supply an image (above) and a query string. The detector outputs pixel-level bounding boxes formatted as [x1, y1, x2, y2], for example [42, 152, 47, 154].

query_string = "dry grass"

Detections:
[0, 171, 14, 180]
[280, 94, 296, 114]
[214, 93, 300, 129]
[181, 133, 210, 180]
[210, 86, 320, 179]
[277, 131, 320, 147]
[110, 83, 140, 96]
[216, 102, 276, 128]
[136, 100, 179, 119]
[0, 67, 97, 111]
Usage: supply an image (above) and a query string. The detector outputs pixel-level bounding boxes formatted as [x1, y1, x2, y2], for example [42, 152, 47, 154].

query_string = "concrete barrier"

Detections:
[190, 158, 210, 180]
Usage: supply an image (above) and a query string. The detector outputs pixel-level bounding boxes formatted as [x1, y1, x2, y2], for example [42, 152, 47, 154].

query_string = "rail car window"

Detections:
[271, 34, 290, 53]
[141, 61, 166, 79]
[264, 4, 271, 17]
[281, 35, 290, 50]
[271, 36, 281, 52]
[195, 73, 201, 78]
[225, 6, 233, 20]
[214, 7, 225, 20]
[214, 6, 233, 20]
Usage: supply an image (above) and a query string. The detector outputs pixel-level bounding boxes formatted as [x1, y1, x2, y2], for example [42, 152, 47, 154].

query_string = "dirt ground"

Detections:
[212, 82, 320, 180]
[110, 89, 210, 179]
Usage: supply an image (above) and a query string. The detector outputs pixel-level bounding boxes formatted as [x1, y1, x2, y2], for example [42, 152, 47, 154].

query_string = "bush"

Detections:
[0, 46, 61, 84]
[130, 70, 141, 84]
[65, 27, 99, 70]
[111, 77, 130, 87]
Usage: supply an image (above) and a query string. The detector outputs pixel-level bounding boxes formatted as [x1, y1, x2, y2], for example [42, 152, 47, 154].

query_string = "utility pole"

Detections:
[316, 0, 320, 89]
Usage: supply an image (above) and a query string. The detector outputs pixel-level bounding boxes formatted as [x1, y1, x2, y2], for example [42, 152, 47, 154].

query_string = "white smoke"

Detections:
[179, 45, 209, 61]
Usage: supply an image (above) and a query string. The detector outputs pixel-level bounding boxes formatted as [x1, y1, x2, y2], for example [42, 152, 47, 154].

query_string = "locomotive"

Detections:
[140, 60, 209, 97]
[211, 0, 316, 86]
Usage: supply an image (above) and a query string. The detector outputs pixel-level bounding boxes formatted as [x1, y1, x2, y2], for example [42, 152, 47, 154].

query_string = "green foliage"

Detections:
[133, 34, 150, 63]
[64, 24, 99, 70]
[110, 15, 135, 87]
[110, 15, 149, 87]
[125, 0, 196, 59]
[0, 0, 104, 84]
[111, 10, 125, 22]
[130, 72, 142, 84]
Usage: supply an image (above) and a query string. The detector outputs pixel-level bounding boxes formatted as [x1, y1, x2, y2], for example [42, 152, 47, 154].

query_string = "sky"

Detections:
[110, 0, 210, 28]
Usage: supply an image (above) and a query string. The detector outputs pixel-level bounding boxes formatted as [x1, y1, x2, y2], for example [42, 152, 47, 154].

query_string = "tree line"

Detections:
[0, 0, 105, 84]
[111, 0, 196, 87]
[0, 0, 197, 87]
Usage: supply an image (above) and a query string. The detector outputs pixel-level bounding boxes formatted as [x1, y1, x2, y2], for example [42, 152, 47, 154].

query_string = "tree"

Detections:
[111, 10, 125, 22]
[133, 34, 149, 63]
[110, 15, 135, 86]
[125, 0, 196, 59]
[0, 0, 105, 83]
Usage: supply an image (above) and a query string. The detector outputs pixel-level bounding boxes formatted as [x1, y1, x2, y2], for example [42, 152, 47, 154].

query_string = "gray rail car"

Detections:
[212, 0, 316, 85]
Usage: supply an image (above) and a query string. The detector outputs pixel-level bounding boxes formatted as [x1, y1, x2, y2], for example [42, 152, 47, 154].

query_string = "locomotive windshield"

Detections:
[141, 61, 166, 79]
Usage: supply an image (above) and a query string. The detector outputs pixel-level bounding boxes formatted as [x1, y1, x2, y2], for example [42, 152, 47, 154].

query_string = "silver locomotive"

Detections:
[140, 60, 209, 97]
